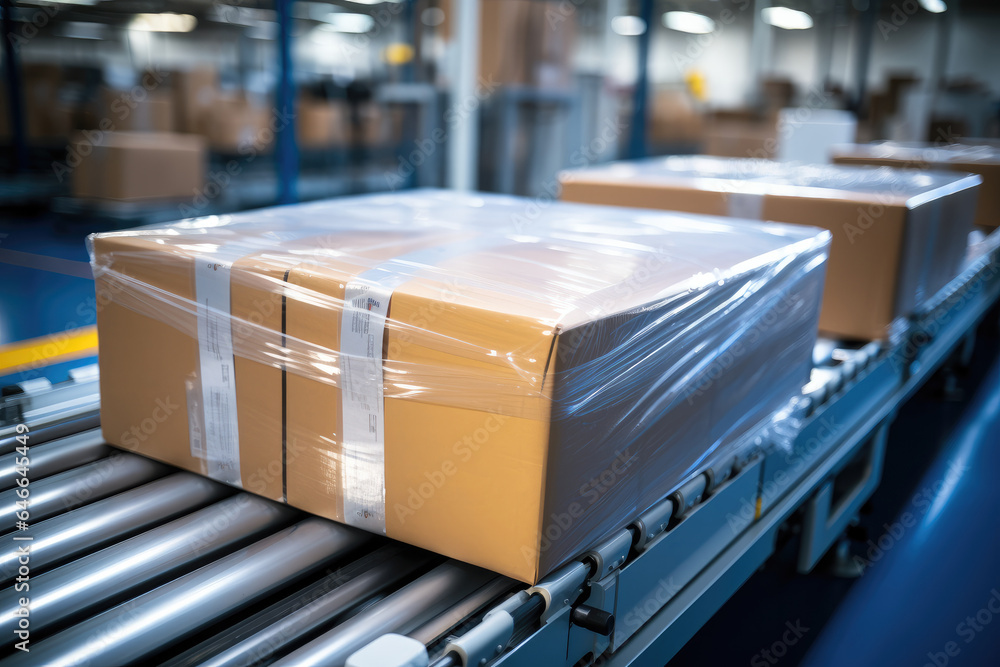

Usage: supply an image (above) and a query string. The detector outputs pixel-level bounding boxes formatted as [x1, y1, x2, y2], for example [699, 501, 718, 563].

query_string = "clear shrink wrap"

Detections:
[89, 190, 829, 582]
[832, 141, 1000, 229]
[560, 156, 981, 341]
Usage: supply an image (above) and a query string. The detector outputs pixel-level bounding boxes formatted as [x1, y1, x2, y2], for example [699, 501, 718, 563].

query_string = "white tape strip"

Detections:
[337, 236, 511, 533]
[193, 258, 242, 486]
[727, 191, 765, 221]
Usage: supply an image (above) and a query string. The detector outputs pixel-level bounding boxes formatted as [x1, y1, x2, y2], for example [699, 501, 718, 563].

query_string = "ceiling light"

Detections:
[319, 13, 374, 33]
[129, 13, 197, 33]
[662, 11, 716, 35]
[611, 16, 646, 36]
[761, 7, 813, 30]
[919, 0, 946, 12]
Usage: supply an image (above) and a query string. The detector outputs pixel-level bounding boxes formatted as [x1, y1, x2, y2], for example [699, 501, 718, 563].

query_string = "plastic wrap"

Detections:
[89, 190, 830, 583]
[831, 141, 1000, 167]
[831, 141, 1000, 230]
[560, 156, 981, 342]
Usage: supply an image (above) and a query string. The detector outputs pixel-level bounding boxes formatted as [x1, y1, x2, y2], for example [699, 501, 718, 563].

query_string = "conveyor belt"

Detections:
[1, 229, 998, 667]
[0, 398, 516, 666]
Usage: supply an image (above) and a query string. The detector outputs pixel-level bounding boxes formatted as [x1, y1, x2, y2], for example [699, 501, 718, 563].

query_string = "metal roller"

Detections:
[0, 472, 228, 583]
[0, 413, 100, 456]
[164, 546, 439, 667]
[0, 429, 108, 491]
[0, 518, 370, 666]
[0, 493, 297, 638]
[272, 562, 498, 667]
[409, 576, 514, 646]
[0, 451, 168, 525]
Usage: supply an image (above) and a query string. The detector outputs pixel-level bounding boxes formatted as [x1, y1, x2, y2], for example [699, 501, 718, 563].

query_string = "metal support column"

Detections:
[927, 0, 956, 125]
[627, 0, 654, 160]
[1, 0, 27, 173]
[851, 0, 881, 116]
[748, 0, 773, 108]
[813, 2, 838, 93]
[275, 0, 298, 205]
[446, 0, 480, 191]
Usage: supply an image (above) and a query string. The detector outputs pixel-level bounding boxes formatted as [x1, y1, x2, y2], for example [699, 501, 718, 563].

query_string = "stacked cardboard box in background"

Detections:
[0, 64, 79, 140]
[97, 87, 176, 133]
[478, 0, 577, 88]
[648, 89, 705, 147]
[206, 94, 273, 154]
[560, 157, 981, 340]
[298, 97, 348, 148]
[832, 142, 1000, 229]
[699, 109, 778, 159]
[174, 68, 219, 135]
[70, 131, 205, 202]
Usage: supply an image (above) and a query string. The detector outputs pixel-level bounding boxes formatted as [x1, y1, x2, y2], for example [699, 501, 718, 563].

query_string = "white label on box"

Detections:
[340, 279, 394, 533]
[727, 192, 765, 220]
[193, 258, 242, 486]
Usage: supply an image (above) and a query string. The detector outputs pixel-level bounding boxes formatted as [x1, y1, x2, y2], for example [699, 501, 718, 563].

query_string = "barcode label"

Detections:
[339, 280, 392, 533]
[193, 259, 242, 486]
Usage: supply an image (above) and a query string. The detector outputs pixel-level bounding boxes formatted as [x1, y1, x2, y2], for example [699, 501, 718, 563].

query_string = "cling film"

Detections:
[89, 189, 830, 583]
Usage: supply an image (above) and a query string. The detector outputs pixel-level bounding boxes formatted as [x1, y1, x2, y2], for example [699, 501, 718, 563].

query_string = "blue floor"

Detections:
[672, 311, 1000, 666]
[0, 211, 102, 385]
[801, 352, 1000, 667]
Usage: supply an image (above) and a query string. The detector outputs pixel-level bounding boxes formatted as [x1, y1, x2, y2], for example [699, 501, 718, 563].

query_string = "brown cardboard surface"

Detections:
[477, 0, 575, 88]
[763, 195, 905, 339]
[173, 69, 218, 135]
[70, 131, 205, 202]
[650, 90, 704, 145]
[0, 65, 80, 140]
[703, 120, 777, 159]
[559, 158, 978, 340]
[93, 235, 283, 495]
[298, 99, 347, 148]
[479, 0, 532, 85]
[99, 88, 176, 133]
[207, 95, 273, 153]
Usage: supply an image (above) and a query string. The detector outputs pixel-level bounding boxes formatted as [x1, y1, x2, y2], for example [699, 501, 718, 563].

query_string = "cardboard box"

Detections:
[206, 95, 273, 153]
[478, 0, 531, 85]
[71, 131, 205, 202]
[173, 68, 218, 135]
[477, 0, 575, 87]
[0, 64, 80, 140]
[298, 98, 347, 148]
[90, 191, 828, 583]
[99, 87, 176, 133]
[832, 142, 1000, 229]
[703, 120, 777, 159]
[649, 90, 704, 145]
[560, 157, 981, 340]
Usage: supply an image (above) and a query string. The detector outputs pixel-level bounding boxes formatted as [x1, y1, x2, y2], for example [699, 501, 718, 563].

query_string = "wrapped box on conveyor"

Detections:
[832, 142, 1000, 229]
[88, 191, 830, 583]
[560, 157, 981, 341]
